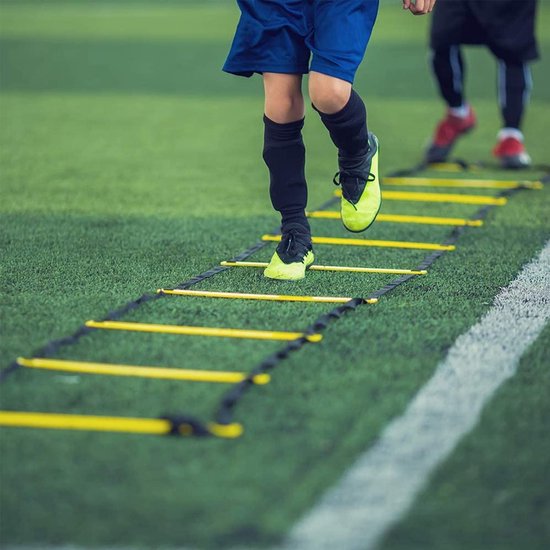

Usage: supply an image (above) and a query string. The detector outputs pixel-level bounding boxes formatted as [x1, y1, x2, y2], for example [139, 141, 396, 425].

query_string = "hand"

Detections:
[402, 0, 436, 15]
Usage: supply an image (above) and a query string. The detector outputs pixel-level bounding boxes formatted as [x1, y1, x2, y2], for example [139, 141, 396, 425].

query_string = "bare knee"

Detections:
[264, 73, 304, 123]
[265, 94, 304, 123]
[309, 72, 352, 114]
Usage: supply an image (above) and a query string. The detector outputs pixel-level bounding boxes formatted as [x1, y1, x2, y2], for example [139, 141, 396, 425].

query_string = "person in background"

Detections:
[425, 0, 539, 169]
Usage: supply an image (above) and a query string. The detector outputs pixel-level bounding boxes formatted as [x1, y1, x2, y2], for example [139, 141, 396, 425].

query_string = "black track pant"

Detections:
[431, 46, 533, 129]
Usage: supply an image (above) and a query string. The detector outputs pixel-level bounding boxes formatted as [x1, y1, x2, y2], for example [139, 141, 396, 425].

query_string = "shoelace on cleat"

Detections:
[278, 227, 311, 263]
[333, 171, 376, 209]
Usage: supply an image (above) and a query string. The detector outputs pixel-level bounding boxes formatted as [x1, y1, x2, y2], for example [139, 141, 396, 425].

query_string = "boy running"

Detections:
[425, 0, 539, 168]
[224, 0, 434, 280]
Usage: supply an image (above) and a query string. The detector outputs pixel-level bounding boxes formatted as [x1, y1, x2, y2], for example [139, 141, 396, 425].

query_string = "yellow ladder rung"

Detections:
[307, 211, 483, 227]
[383, 190, 506, 205]
[383, 176, 543, 190]
[262, 234, 455, 251]
[221, 261, 427, 277]
[159, 288, 353, 304]
[16, 357, 270, 385]
[334, 189, 507, 205]
[85, 320, 322, 343]
[426, 162, 480, 172]
[0, 411, 243, 439]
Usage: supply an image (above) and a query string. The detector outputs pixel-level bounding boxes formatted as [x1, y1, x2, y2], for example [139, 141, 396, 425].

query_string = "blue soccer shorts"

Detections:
[223, 0, 380, 84]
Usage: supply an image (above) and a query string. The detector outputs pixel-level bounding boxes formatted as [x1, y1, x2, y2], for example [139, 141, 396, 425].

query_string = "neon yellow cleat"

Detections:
[264, 223, 314, 281]
[335, 132, 381, 233]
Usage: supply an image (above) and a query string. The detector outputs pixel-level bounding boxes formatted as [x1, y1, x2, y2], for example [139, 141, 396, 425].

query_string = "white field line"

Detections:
[282, 240, 550, 550]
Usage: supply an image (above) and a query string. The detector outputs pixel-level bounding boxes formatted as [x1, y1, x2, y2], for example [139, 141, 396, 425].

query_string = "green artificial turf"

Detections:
[0, 1, 549, 548]
[380, 324, 550, 550]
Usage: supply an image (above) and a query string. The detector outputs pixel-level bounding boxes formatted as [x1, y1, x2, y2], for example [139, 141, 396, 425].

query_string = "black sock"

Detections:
[314, 89, 369, 172]
[497, 60, 531, 130]
[431, 45, 465, 108]
[262, 116, 310, 232]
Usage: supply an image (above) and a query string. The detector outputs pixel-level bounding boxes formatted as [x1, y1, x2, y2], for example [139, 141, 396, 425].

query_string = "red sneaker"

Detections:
[425, 106, 476, 163]
[493, 132, 531, 169]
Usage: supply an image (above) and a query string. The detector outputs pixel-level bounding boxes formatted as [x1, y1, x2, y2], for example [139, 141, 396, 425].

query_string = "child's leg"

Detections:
[309, 71, 369, 169]
[431, 45, 467, 110]
[264, 73, 305, 123]
[492, 59, 532, 168]
[425, 45, 476, 163]
[262, 73, 309, 231]
[309, 71, 379, 233]
[308, 71, 351, 115]
[262, 74, 314, 280]
[497, 60, 532, 131]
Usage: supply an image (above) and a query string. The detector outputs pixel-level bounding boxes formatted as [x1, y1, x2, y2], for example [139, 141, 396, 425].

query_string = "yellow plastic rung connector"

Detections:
[159, 288, 353, 304]
[16, 357, 270, 385]
[221, 261, 426, 277]
[0, 411, 243, 438]
[334, 189, 508, 205]
[85, 320, 322, 343]
[262, 234, 455, 251]
[383, 176, 543, 190]
[307, 211, 483, 227]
